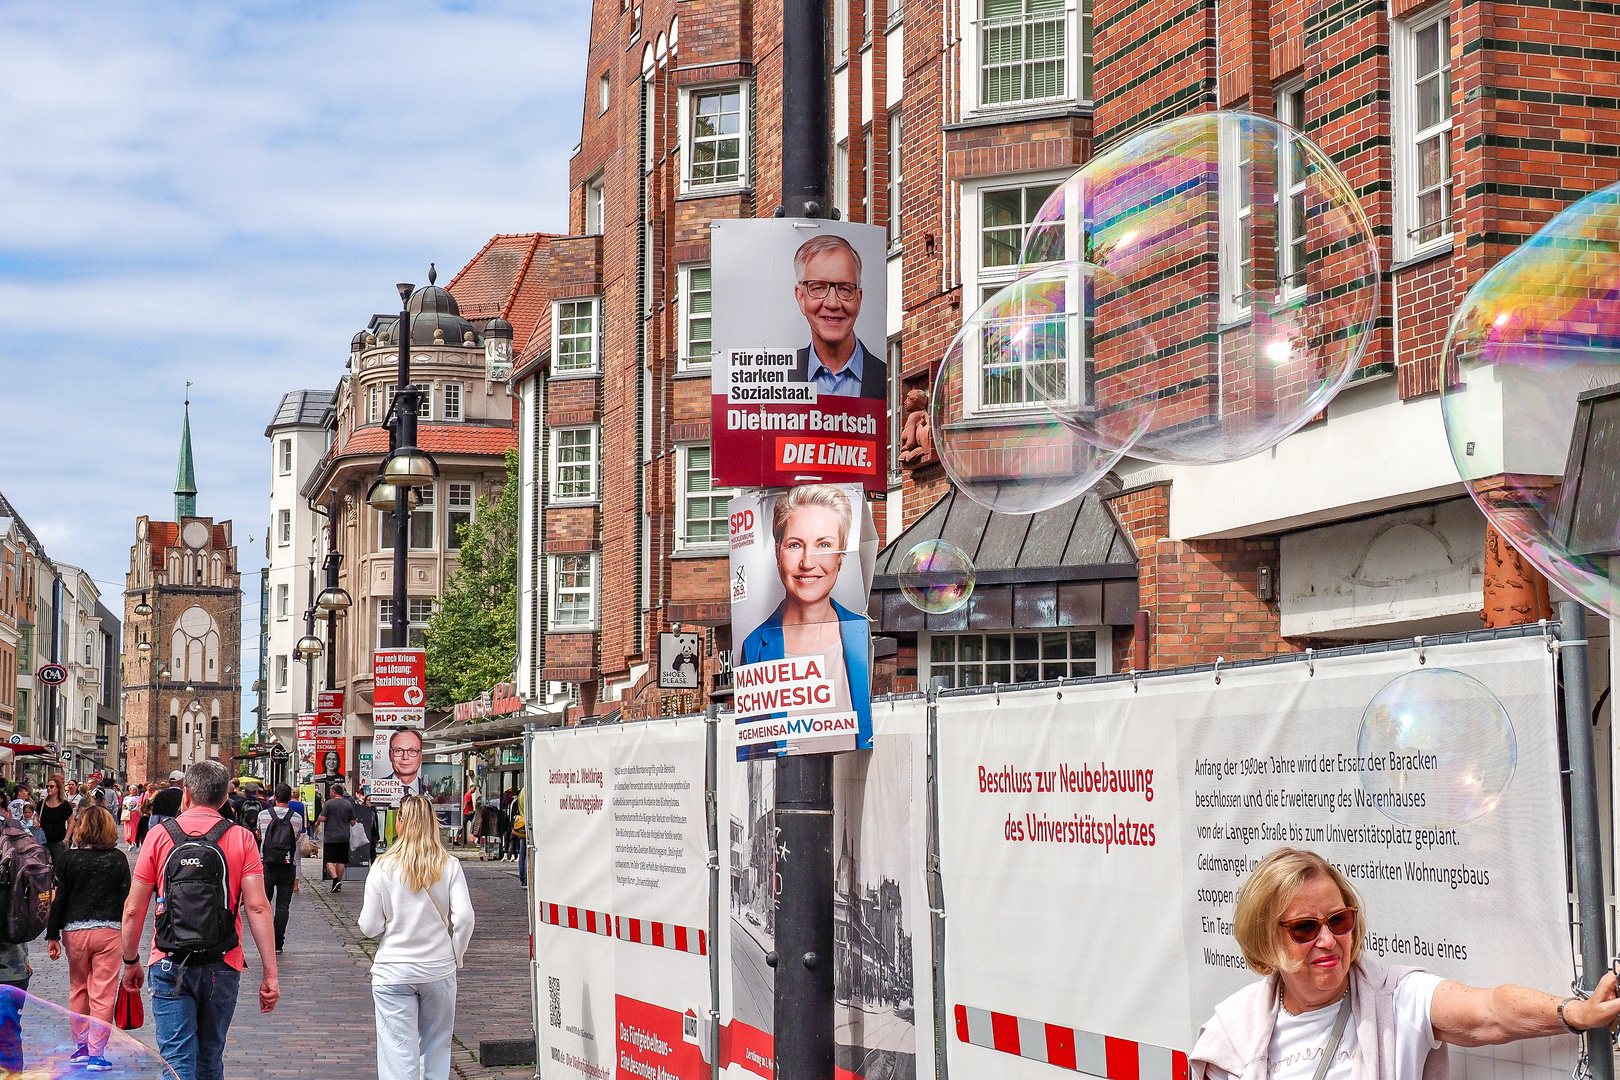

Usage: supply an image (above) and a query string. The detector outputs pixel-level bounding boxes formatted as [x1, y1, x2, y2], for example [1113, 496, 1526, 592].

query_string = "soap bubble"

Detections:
[1021, 112, 1380, 464]
[1441, 182, 1620, 618]
[899, 540, 977, 614]
[0, 985, 177, 1077]
[931, 262, 1160, 514]
[1357, 668, 1517, 828]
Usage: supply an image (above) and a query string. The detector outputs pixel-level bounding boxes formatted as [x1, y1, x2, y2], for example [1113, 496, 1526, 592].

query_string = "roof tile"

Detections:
[339, 424, 517, 458]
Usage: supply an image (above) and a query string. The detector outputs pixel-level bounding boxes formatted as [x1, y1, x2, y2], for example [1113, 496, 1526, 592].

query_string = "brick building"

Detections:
[513, 0, 1616, 717]
[121, 403, 243, 785]
[0, 491, 53, 760]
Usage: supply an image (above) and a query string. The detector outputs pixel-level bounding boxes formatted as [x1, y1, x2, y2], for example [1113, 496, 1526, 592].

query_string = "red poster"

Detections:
[616, 996, 707, 1080]
[373, 648, 426, 725]
[710, 219, 889, 493]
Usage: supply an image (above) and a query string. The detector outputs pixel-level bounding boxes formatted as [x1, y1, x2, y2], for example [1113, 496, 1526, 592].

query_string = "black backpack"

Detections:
[0, 815, 51, 944]
[237, 795, 266, 836]
[261, 809, 297, 869]
[154, 819, 240, 965]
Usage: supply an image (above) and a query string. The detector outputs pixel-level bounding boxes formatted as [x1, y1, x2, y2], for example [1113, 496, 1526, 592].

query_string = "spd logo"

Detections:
[729, 508, 754, 537]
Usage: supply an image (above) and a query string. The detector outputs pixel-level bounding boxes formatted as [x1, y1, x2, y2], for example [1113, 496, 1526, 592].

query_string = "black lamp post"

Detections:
[315, 534, 352, 689]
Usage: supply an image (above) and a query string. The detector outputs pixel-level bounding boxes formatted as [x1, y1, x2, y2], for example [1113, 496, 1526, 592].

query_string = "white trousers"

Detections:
[372, 974, 458, 1080]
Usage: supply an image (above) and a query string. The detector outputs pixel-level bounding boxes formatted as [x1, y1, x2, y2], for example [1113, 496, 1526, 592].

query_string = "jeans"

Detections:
[263, 864, 296, 951]
[149, 959, 240, 1080]
[64, 927, 121, 1054]
[0, 978, 30, 1071]
[373, 974, 457, 1080]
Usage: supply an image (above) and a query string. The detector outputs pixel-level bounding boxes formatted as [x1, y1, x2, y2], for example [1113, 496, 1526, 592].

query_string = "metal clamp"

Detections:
[1414, 636, 1426, 665]
[1214, 656, 1224, 685]
[1131, 669, 1141, 693]
[1306, 648, 1316, 677]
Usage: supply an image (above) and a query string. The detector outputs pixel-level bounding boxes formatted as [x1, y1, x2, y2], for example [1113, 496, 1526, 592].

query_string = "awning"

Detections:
[869, 488, 1139, 633]
[425, 708, 565, 747]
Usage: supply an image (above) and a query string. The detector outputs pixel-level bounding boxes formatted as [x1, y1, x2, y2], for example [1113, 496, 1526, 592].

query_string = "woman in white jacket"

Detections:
[358, 795, 475, 1080]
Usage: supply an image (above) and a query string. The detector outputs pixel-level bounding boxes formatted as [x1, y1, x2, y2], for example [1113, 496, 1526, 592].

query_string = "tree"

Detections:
[424, 449, 519, 711]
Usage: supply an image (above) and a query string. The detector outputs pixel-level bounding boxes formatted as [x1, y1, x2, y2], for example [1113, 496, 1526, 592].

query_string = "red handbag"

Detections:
[115, 984, 143, 1030]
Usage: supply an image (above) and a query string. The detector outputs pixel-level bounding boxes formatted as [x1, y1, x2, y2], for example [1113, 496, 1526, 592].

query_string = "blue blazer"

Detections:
[738, 598, 872, 749]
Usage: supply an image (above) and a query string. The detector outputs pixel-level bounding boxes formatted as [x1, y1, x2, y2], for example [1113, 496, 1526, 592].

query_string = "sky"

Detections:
[0, 0, 589, 728]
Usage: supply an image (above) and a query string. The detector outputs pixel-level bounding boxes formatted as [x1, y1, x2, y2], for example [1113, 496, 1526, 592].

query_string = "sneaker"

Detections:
[69, 1047, 88, 1064]
[333, 880, 342, 893]
[85, 1056, 112, 1072]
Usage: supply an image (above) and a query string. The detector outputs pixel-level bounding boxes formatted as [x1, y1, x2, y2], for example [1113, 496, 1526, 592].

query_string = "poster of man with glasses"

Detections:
[709, 219, 889, 492]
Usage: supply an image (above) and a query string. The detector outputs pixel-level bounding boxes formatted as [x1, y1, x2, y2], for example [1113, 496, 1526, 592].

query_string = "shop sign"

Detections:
[451, 682, 521, 724]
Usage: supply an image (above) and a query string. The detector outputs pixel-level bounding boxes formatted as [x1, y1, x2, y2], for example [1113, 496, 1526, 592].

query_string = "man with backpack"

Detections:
[236, 784, 267, 844]
[0, 793, 53, 1071]
[119, 760, 279, 1080]
[256, 785, 302, 955]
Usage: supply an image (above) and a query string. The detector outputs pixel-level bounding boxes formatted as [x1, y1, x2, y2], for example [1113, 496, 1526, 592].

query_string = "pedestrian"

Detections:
[225, 780, 244, 825]
[17, 803, 44, 845]
[134, 786, 153, 848]
[354, 789, 379, 865]
[288, 788, 309, 837]
[148, 772, 183, 829]
[47, 804, 130, 1071]
[256, 784, 304, 955]
[1190, 847, 1620, 1080]
[236, 784, 266, 844]
[120, 760, 280, 1080]
[38, 775, 71, 864]
[122, 785, 140, 848]
[64, 780, 78, 802]
[478, 799, 500, 861]
[357, 795, 474, 1080]
[6, 785, 30, 822]
[514, 788, 527, 888]
[0, 938, 31, 1071]
[315, 784, 355, 892]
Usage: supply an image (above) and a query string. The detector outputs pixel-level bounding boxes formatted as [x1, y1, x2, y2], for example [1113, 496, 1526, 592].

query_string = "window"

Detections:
[554, 299, 600, 373]
[277, 510, 291, 547]
[1275, 83, 1309, 296]
[276, 584, 290, 619]
[378, 599, 435, 649]
[684, 85, 748, 190]
[380, 484, 435, 549]
[1218, 115, 1257, 321]
[887, 111, 903, 246]
[551, 428, 599, 501]
[585, 175, 605, 236]
[369, 385, 382, 424]
[274, 655, 288, 691]
[447, 483, 474, 550]
[441, 383, 462, 421]
[1395, 9, 1453, 256]
[550, 555, 597, 628]
[864, 130, 875, 224]
[386, 383, 432, 419]
[632, 5, 642, 38]
[834, 139, 849, 219]
[836, 0, 850, 61]
[928, 630, 1100, 687]
[979, 0, 1076, 108]
[981, 181, 1060, 273]
[678, 446, 737, 549]
[680, 266, 713, 367]
[278, 438, 292, 475]
[599, 73, 611, 114]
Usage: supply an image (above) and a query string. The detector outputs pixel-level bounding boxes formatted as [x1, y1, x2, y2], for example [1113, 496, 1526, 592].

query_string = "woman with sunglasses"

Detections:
[1191, 847, 1620, 1080]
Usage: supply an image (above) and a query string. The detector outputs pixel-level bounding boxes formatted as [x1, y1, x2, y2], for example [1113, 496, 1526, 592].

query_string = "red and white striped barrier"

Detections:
[955, 1004, 1189, 1080]
[536, 900, 708, 955]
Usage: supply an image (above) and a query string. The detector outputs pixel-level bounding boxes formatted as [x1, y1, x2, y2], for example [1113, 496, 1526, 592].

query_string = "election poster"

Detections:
[296, 713, 318, 786]
[373, 648, 427, 726]
[727, 484, 879, 758]
[372, 724, 428, 805]
[709, 219, 889, 493]
[936, 635, 1574, 1080]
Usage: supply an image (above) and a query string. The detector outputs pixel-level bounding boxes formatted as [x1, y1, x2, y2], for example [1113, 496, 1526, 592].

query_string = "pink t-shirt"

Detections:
[134, 806, 264, 972]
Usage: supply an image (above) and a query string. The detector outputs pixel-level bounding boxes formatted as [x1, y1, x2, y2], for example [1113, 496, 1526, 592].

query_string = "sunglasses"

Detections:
[1279, 907, 1357, 944]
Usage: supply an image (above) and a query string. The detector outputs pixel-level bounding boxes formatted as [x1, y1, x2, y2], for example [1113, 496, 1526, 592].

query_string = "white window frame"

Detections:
[599, 72, 611, 115]
[276, 583, 290, 620]
[834, 139, 850, 219]
[385, 383, 432, 419]
[1275, 82, 1309, 301]
[585, 174, 606, 236]
[378, 598, 435, 649]
[441, 382, 463, 422]
[1393, 6, 1455, 261]
[549, 554, 598, 630]
[835, 0, 850, 62]
[922, 627, 1111, 687]
[553, 298, 601, 374]
[960, 173, 1086, 417]
[679, 83, 752, 194]
[1217, 114, 1257, 323]
[277, 509, 291, 547]
[887, 110, 903, 248]
[961, 0, 1087, 118]
[278, 438, 292, 475]
[447, 482, 475, 550]
[274, 655, 288, 692]
[678, 265, 713, 370]
[675, 444, 739, 552]
[549, 427, 600, 503]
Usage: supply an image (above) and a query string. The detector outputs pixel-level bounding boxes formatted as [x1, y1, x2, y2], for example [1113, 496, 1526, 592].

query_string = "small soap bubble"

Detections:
[898, 540, 976, 614]
[1357, 668, 1517, 828]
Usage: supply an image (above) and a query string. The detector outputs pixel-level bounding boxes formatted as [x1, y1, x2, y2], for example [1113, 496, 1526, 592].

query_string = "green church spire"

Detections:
[175, 386, 197, 519]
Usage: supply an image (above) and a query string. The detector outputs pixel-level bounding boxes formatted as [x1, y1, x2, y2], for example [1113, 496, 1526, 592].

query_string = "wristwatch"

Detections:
[122, 958, 140, 966]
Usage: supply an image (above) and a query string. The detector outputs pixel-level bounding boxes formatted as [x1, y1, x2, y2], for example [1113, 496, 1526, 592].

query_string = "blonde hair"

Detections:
[1233, 848, 1365, 976]
[376, 796, 448, 894]
[74, 805, 118, 850]
[772, 485, 853, 550]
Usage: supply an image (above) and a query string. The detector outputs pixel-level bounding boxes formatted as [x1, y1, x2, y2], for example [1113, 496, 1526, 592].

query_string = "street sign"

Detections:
[658, 632, 702, 690]
[45, 742, 59, 759]
[35, 664, 66, 686]
[7, 735, 19, 745]
[372, 648, 426, 727]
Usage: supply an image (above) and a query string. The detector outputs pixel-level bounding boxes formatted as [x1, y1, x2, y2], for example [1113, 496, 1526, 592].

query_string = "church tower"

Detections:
[121, 397, 242, 784]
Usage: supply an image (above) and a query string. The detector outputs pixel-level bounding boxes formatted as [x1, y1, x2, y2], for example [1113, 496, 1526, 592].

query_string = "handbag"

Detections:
[115, 983, 144, 1030]
[349, 820, 368, 848]
[298, 835, 318, 859]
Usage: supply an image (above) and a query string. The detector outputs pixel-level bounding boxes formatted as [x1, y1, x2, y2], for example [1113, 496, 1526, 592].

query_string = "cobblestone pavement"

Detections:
[25, 848, 536, 1080]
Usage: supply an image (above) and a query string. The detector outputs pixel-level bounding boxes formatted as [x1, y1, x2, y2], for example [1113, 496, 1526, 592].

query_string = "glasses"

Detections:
[799, 279, 860, 301]
[1279, 907, 1357, 944]
[391, 747, 422, 758]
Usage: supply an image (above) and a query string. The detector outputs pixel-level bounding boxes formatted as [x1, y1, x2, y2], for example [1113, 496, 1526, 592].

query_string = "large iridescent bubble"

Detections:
[0, 985, 176, 1077]
[1441, 182, 1620, 617]
[931, 263, 1159, 514]
[1357, 668, 1517, 828]
[1020, 112, 1380, 465]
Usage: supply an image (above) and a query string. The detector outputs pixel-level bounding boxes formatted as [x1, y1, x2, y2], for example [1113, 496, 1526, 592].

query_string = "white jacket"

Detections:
[357, 853, 475, 969]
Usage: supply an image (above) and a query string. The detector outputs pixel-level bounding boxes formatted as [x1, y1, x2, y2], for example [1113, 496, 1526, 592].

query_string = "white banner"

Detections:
[529, 718, 711, 1080]
[937, 636, 1572, 1079]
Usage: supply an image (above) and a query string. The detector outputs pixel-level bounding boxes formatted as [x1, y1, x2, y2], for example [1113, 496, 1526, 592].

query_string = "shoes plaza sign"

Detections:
[452, 682, 522, 723]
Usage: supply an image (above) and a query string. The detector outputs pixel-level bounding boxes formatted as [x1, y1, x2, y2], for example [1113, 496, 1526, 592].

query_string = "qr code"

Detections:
[548, 977, 561, 1029]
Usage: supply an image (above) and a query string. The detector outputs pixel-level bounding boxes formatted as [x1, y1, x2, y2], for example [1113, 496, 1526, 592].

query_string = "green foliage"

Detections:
[424, 449, 520, 711]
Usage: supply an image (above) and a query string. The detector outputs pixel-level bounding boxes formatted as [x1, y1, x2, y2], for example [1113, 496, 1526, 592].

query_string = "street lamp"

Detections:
[133, 593, 152, 617]
[315, 532, 350, 691]
[365, 477, 419, 515]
